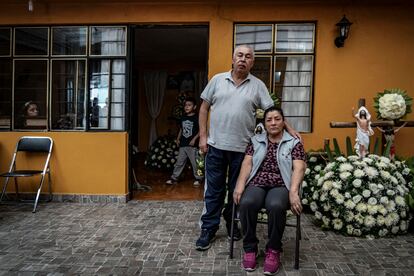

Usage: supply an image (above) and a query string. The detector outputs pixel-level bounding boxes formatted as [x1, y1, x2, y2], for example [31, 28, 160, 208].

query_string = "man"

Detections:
[196, 44, 299, 251]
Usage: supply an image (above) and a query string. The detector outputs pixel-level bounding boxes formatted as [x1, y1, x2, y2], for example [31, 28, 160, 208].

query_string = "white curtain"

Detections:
[144, 71, 167, 148]
[281, 56, 312, 132]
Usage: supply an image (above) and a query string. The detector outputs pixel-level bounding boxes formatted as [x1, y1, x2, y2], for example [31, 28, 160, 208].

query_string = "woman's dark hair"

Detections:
[264, 106, 284, 121]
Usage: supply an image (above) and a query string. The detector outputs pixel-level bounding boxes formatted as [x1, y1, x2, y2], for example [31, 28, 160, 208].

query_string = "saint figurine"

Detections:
[353, 106, 374, 158]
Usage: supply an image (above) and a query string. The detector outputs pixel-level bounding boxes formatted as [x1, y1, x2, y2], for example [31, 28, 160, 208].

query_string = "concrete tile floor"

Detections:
[0, 201, 413, 275]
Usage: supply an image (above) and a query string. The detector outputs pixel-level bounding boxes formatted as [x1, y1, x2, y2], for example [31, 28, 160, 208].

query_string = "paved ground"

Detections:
[0, 201, 413, 275]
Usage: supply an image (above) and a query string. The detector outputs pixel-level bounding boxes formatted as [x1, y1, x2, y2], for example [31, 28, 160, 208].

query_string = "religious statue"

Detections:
[376, 122, 407, 160]
[353, 106, 374, 158]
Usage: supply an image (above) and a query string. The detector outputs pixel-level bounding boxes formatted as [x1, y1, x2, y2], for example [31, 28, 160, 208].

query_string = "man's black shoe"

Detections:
[196, 229, 216, 251]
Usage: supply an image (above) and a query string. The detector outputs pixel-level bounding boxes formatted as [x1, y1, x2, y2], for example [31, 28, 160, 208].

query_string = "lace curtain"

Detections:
[144, 71, 167, 148]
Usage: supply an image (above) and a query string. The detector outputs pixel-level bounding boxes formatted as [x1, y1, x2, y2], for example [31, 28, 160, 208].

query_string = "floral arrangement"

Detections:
[195, 150, 205, 177]
[308, 154, 413, 238]
[302, 153, 327, 206]
[373, 88, 412, 121]
[144, 136, 178, 170]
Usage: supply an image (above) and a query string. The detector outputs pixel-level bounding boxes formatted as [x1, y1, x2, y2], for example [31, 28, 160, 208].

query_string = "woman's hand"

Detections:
[289, 191, 302, 215]
[233, 183, 245, 205]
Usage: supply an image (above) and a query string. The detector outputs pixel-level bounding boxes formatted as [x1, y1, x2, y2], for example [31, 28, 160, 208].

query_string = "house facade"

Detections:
[0, 0, 413, 201]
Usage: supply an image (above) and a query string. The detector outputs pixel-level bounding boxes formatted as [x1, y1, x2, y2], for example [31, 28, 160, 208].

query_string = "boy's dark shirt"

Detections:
[179, 114, 199, 147]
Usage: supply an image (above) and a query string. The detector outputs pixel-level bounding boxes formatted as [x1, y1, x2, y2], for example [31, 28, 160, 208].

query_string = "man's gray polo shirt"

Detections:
[200, 71, 274, 153]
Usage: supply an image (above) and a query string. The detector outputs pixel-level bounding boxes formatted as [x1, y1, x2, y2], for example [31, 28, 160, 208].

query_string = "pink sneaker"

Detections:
[242, 252, 257, 272]
[263, 248, 280, 275]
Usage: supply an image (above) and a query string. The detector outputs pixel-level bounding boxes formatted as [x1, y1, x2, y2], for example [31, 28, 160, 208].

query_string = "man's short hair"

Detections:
[233, 44, 255, 59]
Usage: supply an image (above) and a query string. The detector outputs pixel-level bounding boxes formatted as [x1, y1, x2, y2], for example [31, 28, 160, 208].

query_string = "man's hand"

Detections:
[199, 136, 208, 153]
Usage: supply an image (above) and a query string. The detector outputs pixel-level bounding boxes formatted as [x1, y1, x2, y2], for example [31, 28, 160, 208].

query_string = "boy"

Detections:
[166, 97, 203, 186]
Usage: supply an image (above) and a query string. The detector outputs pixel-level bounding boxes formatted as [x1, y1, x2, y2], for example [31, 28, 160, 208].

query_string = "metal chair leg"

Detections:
[0, 177, 10, 202]
[32, 175, 45, 213]
[47, 171, 52, 202]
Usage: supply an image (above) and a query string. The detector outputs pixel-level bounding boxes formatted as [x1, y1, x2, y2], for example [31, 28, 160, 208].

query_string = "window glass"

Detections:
[13, 60, 48, 130]
[52, 27, 87, 56]
[275, 56, 313, 132]
[275, 24, 314, 53]
[0, 28, 11, 56]
[0, 59, 12, 128]
[90, 26, 126, 56]
[89, 60, 110, 129]
[15, 27, 49, 56]
[235, 25, 273, 53]
[51, 60, 86, 130]
[249, 56, 272, 91]
[110, 60, 125, 130]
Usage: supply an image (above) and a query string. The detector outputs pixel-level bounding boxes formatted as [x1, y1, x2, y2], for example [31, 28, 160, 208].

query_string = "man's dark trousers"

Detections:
[200, 146, 245, 233]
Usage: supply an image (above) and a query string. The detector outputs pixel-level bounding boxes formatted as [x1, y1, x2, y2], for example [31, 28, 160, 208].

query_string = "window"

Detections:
[52, 27, 87, 56]
[90, 26, 126, 56]
[0, 60, 12, 128]
[14, 27, 49, 56]
[0, 25, 127, 132]
[89, 59, 125, 130]
[235, 23, 315, 132]
[0, 28, 11, 56]
[13, 60, 48, 130]
[51, 60, 86, 130]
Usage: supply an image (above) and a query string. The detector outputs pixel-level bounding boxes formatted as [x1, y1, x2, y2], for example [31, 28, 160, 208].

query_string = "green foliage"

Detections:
[333, 138, 342, 156]
[346, 136, 354, 156]
[324, 143, 334, 162]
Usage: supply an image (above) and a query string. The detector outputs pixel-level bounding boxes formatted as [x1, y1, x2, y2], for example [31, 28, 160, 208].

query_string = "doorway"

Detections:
[131, 25, 209, 200]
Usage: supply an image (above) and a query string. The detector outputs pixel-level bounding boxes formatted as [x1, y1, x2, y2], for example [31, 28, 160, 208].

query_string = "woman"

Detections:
[233, 107, 306, 275]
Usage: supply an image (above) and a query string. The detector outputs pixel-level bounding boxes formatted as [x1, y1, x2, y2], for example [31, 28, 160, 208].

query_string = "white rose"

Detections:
[314, 165, 321, 172]
[302, 181, 308, 188]
[310, 202, 318, 212]
[305, 168, 311, 175]
[314, 211, 322, 220]
[378, 229, 388, 237]
[380, 170, 391, 179]
[380, 196, 389, 204]
[367, 197, 378, 205]
[301, 198, 308, 205]
[386, 190, 395, 197]
[345, 192, 351, 199]
[400, 220, 408, 232]
[309, 156, 317, 162]
[353, 195, 362, 204]
[391, 226, 400, 234]
[352, 179, 362, 188]
[362, 190, 371, 198]
[353, 229, 362, 236]
[336, 156, 347, 162]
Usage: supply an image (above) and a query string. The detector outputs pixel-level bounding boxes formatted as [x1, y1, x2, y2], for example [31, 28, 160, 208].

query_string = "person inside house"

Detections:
[166, 96, 203, 186]
[16, 101, 39, 128]
[353, 106, 374, 158]
[196, 44, 301, 251]
[233, 106, 306, 274]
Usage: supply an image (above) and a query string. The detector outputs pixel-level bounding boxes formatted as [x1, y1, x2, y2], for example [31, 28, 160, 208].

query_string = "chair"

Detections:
[229, 202, 301, 269]
[0, 136, 53, 213]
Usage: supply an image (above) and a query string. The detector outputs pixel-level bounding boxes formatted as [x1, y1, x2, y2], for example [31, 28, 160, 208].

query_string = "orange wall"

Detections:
[0, 132, 128, 195]
[0, 1, 413, 195]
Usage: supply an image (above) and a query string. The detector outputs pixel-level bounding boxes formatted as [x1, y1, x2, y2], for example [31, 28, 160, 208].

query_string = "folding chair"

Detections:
[229, 202, 301, 269]
[0, 136, 53, 213]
